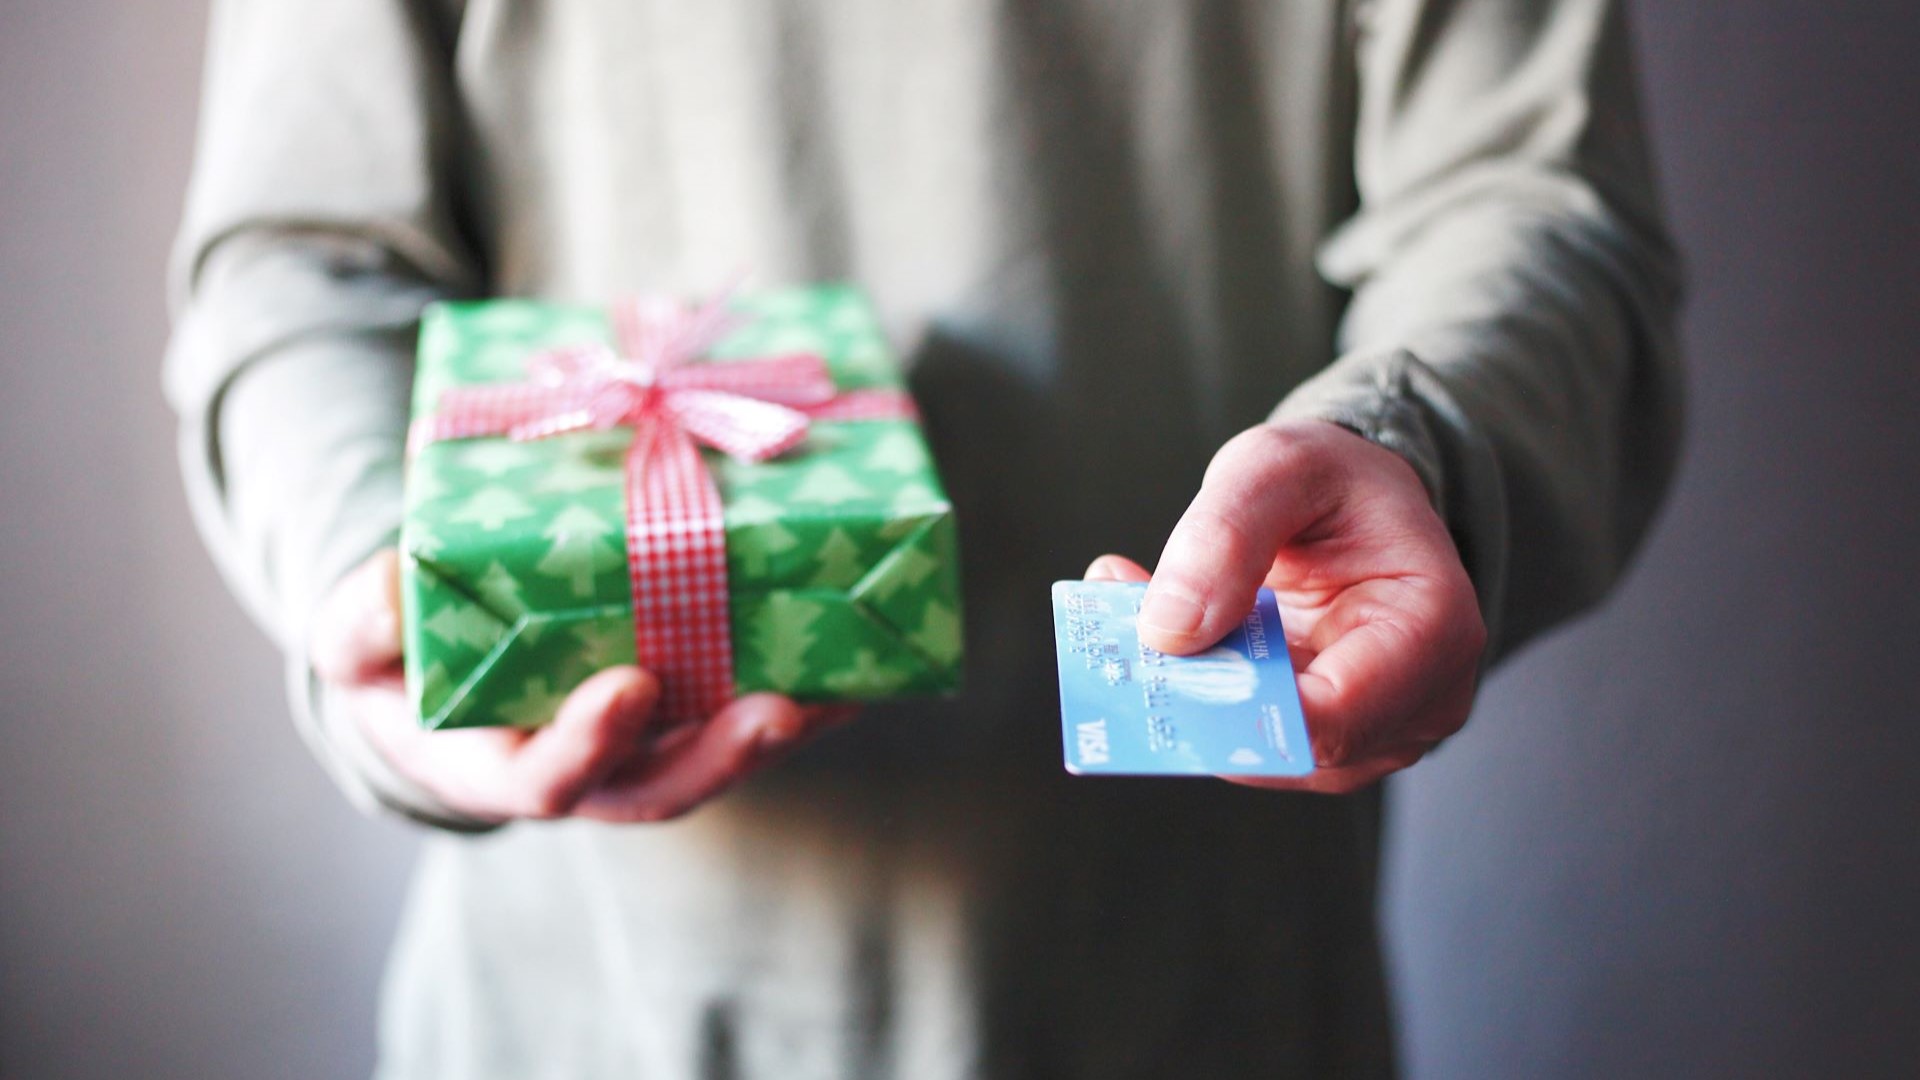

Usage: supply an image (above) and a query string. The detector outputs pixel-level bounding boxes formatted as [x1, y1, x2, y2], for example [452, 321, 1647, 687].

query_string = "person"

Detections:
[165, 0, 1681, 1075]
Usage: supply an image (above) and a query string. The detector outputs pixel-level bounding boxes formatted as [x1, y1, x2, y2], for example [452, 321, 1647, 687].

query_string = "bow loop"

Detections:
[441, 291, 827, 458]
[526, 343, 619, 387]
[660, 352, 837, 406]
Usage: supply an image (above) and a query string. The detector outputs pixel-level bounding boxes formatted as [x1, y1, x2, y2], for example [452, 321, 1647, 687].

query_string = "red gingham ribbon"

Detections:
[414, 289, 918, 722]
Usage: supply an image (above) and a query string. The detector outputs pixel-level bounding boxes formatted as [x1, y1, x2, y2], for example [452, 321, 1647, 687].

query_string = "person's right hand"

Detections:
[310, 549, 845, 824]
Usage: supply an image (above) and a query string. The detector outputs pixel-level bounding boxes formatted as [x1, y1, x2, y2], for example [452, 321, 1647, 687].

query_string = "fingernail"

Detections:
[1139, 587, 1205, 640]
[603, 684, 639, 724]
[755, 712, 807, 752]
[608, 675, 661, 728]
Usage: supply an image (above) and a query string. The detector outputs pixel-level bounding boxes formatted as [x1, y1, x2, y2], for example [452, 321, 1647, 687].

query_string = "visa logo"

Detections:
[1076, 719, 1111, 765]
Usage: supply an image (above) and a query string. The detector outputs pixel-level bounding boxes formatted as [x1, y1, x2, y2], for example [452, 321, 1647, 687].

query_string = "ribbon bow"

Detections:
[424, 291, 839, 463]
[415, 289, 915, 722]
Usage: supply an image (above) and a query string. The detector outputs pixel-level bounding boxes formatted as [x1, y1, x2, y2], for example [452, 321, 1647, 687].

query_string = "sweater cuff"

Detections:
[1273, 346, 1510, 659]
[1272, 347, 1448, 510]
[290, 656, 500, 834]
[289, 531, 499, 835]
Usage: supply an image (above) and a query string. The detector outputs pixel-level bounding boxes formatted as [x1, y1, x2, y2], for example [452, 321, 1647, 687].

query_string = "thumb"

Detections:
[311, 548, 404, 684]
[1139, 426, 1337, 654]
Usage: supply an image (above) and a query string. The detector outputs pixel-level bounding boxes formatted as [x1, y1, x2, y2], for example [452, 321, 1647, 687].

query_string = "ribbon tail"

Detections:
[624, 420, 738, 722]
[412, 384, 583, 453]
[669, 390, 811, 462]
[800, 388, 921, 423]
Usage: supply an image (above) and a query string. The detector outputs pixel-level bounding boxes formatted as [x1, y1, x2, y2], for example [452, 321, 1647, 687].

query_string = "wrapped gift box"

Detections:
[400, 285, 963, 729]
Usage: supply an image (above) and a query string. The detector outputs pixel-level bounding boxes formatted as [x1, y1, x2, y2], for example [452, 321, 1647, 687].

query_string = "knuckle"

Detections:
[1315, 730, 1365, 771]
[1211, 425, 1303, 483]
[1318, 772, 1371, 796]
[1173, 505, 1257, 572]
[1215, 424, 1345, 509]
[1459, 628, 1488, 671]
[1461, 603, 1490, 659]
[1434, 579, 1489, 671]
[1207, 427, 1267, 475]
[1425, 691, 1477, 744]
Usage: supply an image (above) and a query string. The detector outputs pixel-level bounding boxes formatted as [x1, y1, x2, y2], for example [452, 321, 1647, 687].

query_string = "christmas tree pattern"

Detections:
[474, 560, 527, 615]
[448, 485, 535, 530]
[535, 504, 625, 600]
[724, 493, 786, 524]
[810, 528, 864, 588]
[748, 290, 818, 320]
[822, 296, 875, 337]
[909, 599, 963, 666]
[467, 302, 546, 336]
[877, 505, 937, 542]
[569, 617, 636, 671]
[834, 338, 893, 384]
[413, 661, 453, 712]
[758, 325, 833, 356]
[823, 649, 911, 696]
[407, 459, 458, 507]
[751, 592, 824, 691]
[862, 428, 927, 475]
[534, 452, 625, 495]
[889, 482, 946, 515]
[422, 601, 501, 652]
[735, 522, 800, 578]
[496, 675, 567, 728]
[449, 441, 535, 478]
[859, 544, 939, 603]
[405, 524, 447, 560]
[719, 286, 895, 388]
[469, 338, 547, 380]
[790, 463, 869, 505]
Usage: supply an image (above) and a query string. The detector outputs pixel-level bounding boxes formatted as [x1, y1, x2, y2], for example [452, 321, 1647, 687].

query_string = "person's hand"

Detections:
[1086, 420, 1485, 794]
[310, 549, 851, 823]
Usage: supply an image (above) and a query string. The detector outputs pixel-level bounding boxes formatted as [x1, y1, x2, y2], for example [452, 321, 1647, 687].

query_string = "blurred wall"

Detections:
[1385, 3, 1920, 1078]
[0, 3, 1914, 1079]
[0, 5, 415, 1078]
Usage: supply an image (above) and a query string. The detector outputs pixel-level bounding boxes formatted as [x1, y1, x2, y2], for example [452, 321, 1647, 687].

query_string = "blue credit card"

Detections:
[1051, 580, 1315, 778]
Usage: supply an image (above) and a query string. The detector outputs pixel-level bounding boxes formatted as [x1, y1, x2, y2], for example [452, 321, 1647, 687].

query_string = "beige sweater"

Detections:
[165, 1, 1680, 1075]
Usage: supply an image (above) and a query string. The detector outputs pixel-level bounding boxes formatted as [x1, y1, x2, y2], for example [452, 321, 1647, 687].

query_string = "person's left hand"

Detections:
[1086, 419, 1486, 794]
[312, 548, 855, 825]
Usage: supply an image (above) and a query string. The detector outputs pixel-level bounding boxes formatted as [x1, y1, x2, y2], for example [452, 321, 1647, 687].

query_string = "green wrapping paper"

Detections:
[399, 285, 963, 729]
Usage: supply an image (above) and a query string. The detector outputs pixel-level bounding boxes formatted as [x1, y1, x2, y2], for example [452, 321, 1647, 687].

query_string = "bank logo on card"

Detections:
[1050, 581, 1314, 778]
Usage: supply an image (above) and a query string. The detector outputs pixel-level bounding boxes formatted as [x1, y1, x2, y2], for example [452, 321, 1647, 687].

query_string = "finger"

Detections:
[642, 702, 854, 758]
[312, 549, 404, 685]
[1223, 742, 1430, 795]
[499, 666, 662, 819]
[342, 676, 534, 815]
[1297, 601, 1480, 767]
[1139, 426, 1341, 655]
[574, 694, 815, 823]
[1084, 554, 1152, 582]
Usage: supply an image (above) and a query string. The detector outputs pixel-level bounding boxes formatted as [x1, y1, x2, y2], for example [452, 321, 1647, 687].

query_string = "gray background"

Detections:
[1, 2, 1914, 1078]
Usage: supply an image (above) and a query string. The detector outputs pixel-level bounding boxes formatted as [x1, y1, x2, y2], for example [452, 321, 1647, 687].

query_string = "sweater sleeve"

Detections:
[164, 0, 493, 829]
[1276, 0, 1684, 659]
